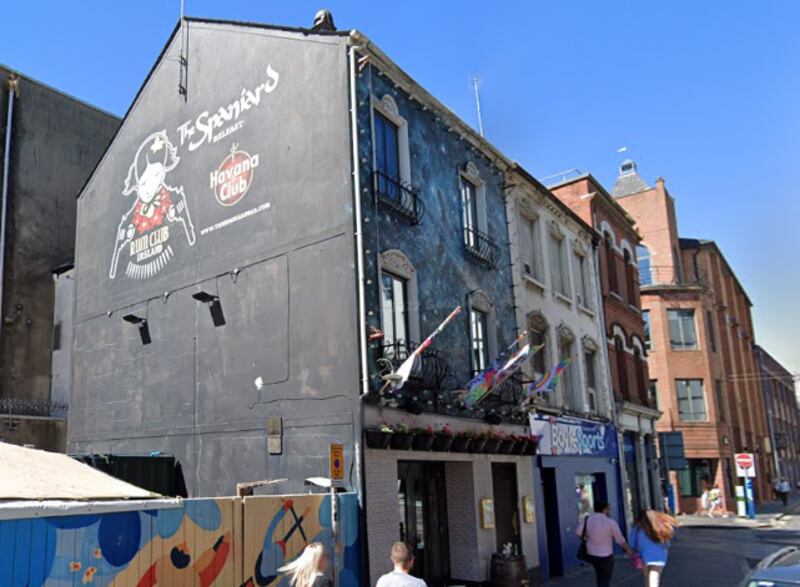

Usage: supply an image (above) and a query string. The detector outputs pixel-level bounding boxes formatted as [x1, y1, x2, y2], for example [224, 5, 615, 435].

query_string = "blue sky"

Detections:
[4, 1, 799, 375]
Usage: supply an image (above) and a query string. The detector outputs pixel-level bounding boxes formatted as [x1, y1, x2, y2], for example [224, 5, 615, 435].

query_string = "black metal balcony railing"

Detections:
[1, 397, 68, 419]
[463, 226, 500, 269]
[639, 265, 708, 289]
[374, 170, 424, 225]
[378, 340, 451, 392]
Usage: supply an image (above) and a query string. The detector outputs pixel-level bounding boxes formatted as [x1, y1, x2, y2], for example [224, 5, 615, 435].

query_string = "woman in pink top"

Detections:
[576, 501, 634, 587]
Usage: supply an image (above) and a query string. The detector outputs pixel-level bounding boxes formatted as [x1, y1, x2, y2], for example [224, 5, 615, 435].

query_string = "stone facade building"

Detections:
[614, 160, 772, 512]
[757, 346, 800, 489]
[550, 173, 661, 525]
[0, 67, 118, 450]
[505, 166, 622, 579]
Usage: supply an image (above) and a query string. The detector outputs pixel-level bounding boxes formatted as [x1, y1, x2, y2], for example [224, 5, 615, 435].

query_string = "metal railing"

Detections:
[377, 340, 451, 392]
[374, 170, 424, 225]
[463, 226, 500, 269]
[0, 397, 68, 419]
[639, 265, 708, 288]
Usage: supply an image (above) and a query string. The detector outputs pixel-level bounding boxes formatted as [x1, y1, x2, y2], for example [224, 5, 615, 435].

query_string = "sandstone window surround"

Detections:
[379, 249, 420, 344]
[527, 310, 550, 381]
[572, 239, 593, 312]
[371, 94, 411, 188]
[517, 198, 544, 288]
[582, 335, 599, 414]
[468, 289, 497, 372]
[547, 220, 572, 303]
[557, 323, 579, 409]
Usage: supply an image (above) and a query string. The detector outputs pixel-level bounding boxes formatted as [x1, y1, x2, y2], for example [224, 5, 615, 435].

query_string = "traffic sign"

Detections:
[735, 453, 756, 478]
[330, 443, 344, 482]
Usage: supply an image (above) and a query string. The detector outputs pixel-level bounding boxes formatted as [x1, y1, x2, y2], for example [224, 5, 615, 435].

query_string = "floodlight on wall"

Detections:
[122, 314, 152, 345]
[192, 291, 226, 327]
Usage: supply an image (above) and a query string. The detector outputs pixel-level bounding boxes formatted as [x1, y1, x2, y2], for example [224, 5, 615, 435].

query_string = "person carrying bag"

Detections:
[576, 501, 634, 587]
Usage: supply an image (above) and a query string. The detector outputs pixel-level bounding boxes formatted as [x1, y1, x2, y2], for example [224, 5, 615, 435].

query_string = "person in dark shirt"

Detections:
[278, 542, 332, 587]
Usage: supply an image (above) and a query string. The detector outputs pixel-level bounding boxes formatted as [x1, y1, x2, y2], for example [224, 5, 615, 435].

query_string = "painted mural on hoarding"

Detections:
[530, 414, 618, 458]
[108, 64, 280, 281]
[0, 494, 360, 587]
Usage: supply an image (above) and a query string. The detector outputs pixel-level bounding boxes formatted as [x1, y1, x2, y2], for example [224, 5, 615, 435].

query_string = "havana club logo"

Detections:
[210, 144, 259, 207]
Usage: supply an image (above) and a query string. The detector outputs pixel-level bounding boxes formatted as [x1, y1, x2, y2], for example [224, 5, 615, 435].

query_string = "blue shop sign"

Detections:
[530, 414, 618, 458]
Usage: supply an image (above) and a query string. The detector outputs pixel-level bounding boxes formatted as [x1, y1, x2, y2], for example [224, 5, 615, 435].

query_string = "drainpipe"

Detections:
[0, 74, 18, 343]
[348, 38, 371, 586]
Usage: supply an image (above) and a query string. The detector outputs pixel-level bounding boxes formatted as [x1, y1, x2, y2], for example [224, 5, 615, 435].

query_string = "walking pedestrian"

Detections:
[277, 542, 333, 587]
[576, 501, 634, 587]
[630, 509, 677, 587]
[773, 477, 782, 501]
[375, 542, 427, 587]
[779, 477, 791, 507]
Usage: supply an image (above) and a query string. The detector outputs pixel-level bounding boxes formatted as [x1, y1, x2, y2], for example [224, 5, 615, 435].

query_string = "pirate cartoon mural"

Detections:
[109, 130, 196, 280]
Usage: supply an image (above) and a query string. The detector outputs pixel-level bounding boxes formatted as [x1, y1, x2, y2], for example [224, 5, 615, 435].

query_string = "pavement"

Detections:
[544, 494, 800, 587]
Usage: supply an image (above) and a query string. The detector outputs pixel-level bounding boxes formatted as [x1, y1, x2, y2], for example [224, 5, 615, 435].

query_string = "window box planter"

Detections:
[412, 432, 434, 451]
[364, 429, 392, 449]
[482, 438, 501, 453]
[390, 431, 415, 451]
[498, 439, 516, 454]
[522, 438, 539, 455]
[451, 436, 473, 453]
[469, 438, 487, 453]
[432, 434, 454, 452]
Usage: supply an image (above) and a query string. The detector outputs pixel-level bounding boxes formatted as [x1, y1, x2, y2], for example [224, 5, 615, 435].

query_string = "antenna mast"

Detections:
[178, 0, 188, 99]
[472, 76, 484, 138]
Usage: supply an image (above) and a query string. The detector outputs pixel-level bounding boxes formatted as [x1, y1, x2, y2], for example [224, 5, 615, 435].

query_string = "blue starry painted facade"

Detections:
[355, 62, 519, 422]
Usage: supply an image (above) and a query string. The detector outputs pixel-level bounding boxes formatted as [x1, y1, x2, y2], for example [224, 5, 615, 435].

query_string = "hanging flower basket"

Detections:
[364, 429, 392, 449]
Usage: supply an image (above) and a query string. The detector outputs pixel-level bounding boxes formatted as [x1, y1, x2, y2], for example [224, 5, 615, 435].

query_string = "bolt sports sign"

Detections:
[108, 65, 279, 281]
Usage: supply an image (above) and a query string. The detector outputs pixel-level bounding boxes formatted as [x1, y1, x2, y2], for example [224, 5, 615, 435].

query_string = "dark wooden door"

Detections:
[398, 461, 450, 586]
[492, 463, 521, 553]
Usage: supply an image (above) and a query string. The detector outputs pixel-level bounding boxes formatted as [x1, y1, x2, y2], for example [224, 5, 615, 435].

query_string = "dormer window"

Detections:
[620, 159, 637, 176]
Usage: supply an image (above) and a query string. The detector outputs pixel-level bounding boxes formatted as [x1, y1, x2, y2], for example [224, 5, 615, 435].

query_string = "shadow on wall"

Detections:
[0, 493, 361, 586]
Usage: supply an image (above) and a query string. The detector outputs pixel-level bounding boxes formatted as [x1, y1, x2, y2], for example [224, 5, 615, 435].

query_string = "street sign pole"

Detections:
[744, 475, 755, 519]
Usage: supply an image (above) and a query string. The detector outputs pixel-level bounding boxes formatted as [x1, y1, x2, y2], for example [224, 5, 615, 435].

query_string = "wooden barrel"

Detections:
[490, 554, 530, 587]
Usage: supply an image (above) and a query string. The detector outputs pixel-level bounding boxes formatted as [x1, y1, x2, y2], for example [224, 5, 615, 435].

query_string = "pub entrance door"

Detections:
[398, 461, 450, 586]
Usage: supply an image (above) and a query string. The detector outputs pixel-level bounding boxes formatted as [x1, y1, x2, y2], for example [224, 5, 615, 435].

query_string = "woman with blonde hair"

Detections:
[630, 509, 677, 587]
[277, 542, 332, 587]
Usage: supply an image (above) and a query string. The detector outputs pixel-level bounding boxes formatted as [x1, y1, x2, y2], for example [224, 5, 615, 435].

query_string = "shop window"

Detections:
[575, 474, 596, 521]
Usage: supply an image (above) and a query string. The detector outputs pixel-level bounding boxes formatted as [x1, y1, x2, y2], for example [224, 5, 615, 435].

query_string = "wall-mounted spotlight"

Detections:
[192, 291, 226, 327]
[122, 314, 152, 345]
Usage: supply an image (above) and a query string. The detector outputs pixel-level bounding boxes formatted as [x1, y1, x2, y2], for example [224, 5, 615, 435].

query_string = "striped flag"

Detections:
[463, 341, 544, 407]
[384, 306, 462, 392]
[526, 358, 571, 396]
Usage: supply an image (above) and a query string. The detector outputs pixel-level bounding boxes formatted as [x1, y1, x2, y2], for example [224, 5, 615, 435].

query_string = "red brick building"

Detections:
[757, 346, 800, 490]
[551, 173, 662, 523]
[613, 160, 772, 512]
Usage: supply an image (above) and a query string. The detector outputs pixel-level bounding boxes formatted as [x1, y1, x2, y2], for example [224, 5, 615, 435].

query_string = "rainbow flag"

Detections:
[463, 342, 544, 407]
[526, 358, 571, 396]
[385, 306, 462, 392]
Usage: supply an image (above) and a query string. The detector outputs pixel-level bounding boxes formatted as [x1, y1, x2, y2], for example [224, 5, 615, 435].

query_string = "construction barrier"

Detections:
[0, 493, 361, 587]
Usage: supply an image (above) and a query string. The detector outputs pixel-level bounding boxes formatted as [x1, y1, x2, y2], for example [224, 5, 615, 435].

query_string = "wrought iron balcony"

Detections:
[377, 340, 451, 393]
[463, 227, 499, 269]
[373, 170, 424, 225]
[1, 397, 68, 419]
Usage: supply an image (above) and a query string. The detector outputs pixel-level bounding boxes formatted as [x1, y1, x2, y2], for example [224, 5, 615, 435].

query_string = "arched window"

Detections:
[637, 244, 652, 286]
[614, 335, 629, 399]
[528, 311, 549, 378]
[633, 346, 646, 403]
[605, 232, 618, 294]
[623, 249, 636, 304]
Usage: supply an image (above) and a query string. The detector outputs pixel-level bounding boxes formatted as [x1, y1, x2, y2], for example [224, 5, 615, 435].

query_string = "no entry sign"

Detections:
[735, 453, 756, 478]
